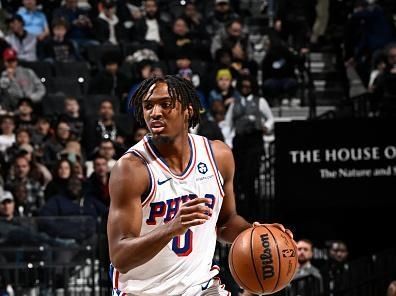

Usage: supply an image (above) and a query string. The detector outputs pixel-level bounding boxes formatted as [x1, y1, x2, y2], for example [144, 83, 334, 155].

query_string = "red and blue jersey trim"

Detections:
[203, 138, 225, 197]
[143, 134, 197, 180]
[128, 150, 157, 207]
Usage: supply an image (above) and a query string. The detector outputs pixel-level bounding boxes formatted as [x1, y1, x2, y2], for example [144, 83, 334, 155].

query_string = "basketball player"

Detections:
[107, 75, 293, 295]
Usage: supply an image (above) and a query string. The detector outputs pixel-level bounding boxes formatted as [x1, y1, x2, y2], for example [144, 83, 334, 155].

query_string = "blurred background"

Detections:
[0, 0, 396, 295]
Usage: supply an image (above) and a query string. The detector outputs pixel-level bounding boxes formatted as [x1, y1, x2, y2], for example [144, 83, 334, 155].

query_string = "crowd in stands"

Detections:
[0, 0, 396, 295]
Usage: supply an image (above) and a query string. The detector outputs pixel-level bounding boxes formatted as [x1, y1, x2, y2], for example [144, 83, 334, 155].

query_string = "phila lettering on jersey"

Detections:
[110, 134, 225, 296]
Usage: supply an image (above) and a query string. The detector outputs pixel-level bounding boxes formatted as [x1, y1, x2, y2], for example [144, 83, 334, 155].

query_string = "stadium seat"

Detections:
[19, 61, 54, 83]
[41, 93, 67, 116]
[51, 77, 84, 97]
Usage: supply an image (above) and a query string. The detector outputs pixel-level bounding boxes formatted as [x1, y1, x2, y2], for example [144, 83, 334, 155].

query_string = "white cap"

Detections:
[0, 191, 14, 203]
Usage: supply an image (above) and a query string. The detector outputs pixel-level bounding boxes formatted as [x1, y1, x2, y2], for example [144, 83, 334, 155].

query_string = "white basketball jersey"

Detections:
[111, 134, 225, 296]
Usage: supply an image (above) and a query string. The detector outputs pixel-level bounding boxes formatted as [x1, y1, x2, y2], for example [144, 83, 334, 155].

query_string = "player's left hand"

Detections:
[252, 222, 294, 240]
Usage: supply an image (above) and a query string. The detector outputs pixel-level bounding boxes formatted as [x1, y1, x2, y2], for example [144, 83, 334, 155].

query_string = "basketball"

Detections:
[228, 225, 298, 295]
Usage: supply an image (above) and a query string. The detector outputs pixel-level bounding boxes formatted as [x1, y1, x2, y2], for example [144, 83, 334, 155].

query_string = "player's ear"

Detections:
[185, 104, 193, 121]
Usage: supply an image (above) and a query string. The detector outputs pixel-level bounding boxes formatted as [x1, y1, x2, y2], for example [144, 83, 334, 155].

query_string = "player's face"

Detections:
[143, 82, 189, 142]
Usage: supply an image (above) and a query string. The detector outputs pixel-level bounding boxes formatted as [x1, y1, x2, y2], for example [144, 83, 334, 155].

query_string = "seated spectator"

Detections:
[41, 17, 79, 63]
[88, 51, 130, 102]
[14, 98, 36, 132]
[31, 116, 51, 156]
[42, 120, 72, 169]
[181, 1, 210, 50]
[44, 159, 73, 200]
[261, 37, 300, 106]
[52, 0, 96, 48]
[85, 139, 116, 176]
[4, 127, 31, 164]
[208, 68, 240, 111]
[163, 17, 202, 60]
[18, 144, 52, 187]
[39, 176, 107, 242]
[294, 239, 323, 294]
[84, 155, 110, 207]
[132, 0, 169, 54]
[0, 115, 16, 153]
[211, 18, 251, 62]
[17, 0, 49, 41]
[206, 0, 239, 36]
[4, 14, 37, 62]
[5, 154, 45, 216]
[84, 99, 125, 156]
[0, 48, 46, 110]
[60, 97, 84, 141]
[94, 0, 128, 45]
[0, 190, 15, 221]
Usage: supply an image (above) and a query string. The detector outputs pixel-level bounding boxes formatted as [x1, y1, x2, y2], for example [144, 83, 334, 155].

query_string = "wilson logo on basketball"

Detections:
[260, 234, 275, 280]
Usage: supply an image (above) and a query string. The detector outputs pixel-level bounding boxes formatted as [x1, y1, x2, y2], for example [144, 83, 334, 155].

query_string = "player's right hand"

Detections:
[168, 197, 212, 236]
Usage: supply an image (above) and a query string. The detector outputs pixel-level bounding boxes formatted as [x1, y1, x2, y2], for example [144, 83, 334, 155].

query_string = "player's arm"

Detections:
[212, 140, 252, 243]
[107, 154, 212, 273]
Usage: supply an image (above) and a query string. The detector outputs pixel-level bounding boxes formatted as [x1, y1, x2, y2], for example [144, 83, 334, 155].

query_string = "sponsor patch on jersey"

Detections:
[197, 162, 208, 174]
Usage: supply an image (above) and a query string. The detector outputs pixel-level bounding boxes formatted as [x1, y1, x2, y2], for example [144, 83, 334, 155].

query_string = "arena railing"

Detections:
[0, 216, 106, 296]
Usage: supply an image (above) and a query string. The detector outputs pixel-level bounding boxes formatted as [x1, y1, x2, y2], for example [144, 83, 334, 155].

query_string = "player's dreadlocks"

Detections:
[130, 75, 201, 128]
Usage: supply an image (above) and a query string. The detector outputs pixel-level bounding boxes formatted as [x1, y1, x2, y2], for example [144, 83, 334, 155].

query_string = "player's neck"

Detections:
[152, 132, 190, 175]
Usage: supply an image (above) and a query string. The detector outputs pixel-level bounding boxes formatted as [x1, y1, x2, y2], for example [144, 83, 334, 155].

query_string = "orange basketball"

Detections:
[228, 225, 298, 295]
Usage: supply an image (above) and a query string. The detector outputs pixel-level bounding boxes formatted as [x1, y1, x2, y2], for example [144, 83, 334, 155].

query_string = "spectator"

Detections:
[84, 155, 110, 207]
[5, 154, 45, 216]
[321, 240, 349, 293]
[163, 17, 201, 60]
[132, 0, 168, 53]
[181, 2, 210, 46]
[94, 0, 128, 45]
[17, 0, 50, 41]
[0, 115, 15, 153]
[193, 109, 224, 142]
[206, 0, 239, 36]
[4, 14, 37, 62]
[344, 0, 396, 86]
[208, 68, 240, 111]
[274, 0, 314, 51]
[39, 176, 107, 241]
[31, 116, 51, 153]
[261, 37, 300, 106]
[372, 43, 396, 116]
[211, 18, 251, 61]
[84, 99, 125, 156]
[18, 144, 52, 186]
[60, 97, 84, 140]
[294, 239, 323, 294]
[44, 159, 73, 200]
[41, 17, 79, 62]
[52, 0, 96, 47]
[129, 126, 148, 146]
[224, 75, 273, 219]
[0, 48, 46, 110]
[14, 98, 36, 132]
[4, 127, 31, 164]
[42, 120, 72, 169]
[0, 190, 15, 220]
[88, 51, 130, 101]
[85, 138, 116, 176]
